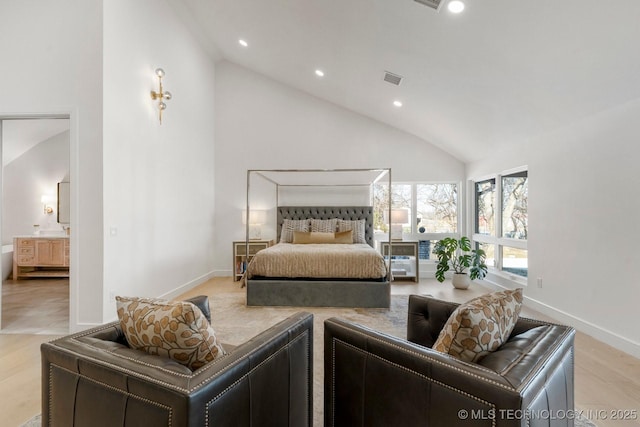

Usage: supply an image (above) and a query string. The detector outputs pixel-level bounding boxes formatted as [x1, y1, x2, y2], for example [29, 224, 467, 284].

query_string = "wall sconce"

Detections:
[242, 209, 267, 240]
[41, 195, 54, 215]
[150, 68, 172, 124]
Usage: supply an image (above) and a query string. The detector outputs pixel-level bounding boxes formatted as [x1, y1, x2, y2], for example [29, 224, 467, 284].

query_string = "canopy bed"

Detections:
[243, 169, 393, 308]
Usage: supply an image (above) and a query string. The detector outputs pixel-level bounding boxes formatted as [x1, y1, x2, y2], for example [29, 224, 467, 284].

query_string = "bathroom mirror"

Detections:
[57, 181, 70, 224]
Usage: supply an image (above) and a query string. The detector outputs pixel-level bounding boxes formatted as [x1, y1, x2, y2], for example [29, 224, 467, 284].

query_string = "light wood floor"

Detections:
[1, 277, 639, 426]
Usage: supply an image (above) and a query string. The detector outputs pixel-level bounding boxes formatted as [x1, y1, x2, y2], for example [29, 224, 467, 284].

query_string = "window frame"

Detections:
[373, 181, 462, 259]
[471, 166, 528, 283]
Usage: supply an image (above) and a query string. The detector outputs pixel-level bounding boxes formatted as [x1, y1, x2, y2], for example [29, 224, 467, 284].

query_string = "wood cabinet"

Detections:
[232, 240, 274, 281]
[380, 241, 419, 282]
[13, 237, 70, 279]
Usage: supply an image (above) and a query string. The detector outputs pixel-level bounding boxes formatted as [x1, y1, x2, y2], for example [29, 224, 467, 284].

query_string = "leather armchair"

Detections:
[325, 294, 575, 427]
[42, 296, 313, 427]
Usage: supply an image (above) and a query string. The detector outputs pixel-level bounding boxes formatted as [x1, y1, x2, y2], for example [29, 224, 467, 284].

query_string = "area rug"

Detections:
[209, 292, 409, 427]
[23, 292, 598, 427]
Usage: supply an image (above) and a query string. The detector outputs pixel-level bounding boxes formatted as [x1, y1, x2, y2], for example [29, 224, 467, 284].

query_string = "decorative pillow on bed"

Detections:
[293, 230, 353, 244]
[337, 219, 367, 244]
[432, 288, 523, 363]
[116, 296, 226, 371]
[280, 219, 310, 243]
[310, 218, 338, 233]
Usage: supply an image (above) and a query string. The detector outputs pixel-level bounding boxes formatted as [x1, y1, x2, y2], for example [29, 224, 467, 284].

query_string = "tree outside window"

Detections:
[416, 184, 457, 233]
[475, 179, 495, 236]
[373, 184, 412, 232]
[502, 171, 528, 240]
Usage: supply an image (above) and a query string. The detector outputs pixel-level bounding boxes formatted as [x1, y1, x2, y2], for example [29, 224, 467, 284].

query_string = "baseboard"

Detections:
[481, 279, 640, 359]
[212, 269, 232, 277]
[157, 271, 217, 300]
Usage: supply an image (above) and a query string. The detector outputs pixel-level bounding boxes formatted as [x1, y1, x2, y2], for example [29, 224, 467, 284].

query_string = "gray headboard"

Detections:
[277, 206, 375, 247]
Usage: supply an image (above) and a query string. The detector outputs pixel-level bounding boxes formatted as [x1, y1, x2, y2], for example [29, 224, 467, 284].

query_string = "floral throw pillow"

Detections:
[116, 296, 226, 370]
[432, 288, 523, 363]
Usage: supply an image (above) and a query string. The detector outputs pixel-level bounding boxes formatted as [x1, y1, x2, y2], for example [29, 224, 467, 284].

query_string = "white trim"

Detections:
[523, 296, 640, 359]
[157, 271, 217, 301]
[479, 280, 640, 359]
[501, 165, 529, 177]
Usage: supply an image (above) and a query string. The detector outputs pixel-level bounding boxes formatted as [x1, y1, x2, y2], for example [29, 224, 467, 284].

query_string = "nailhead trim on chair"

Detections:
[527, 348, 575, 418]
[204, 330, 310, 426]
[49, 364, 173, 426]
[330, 338, 497, 427]
[64, 315, 313, 395]
[350, 322, 505, 379]
[512, 335, 574, 393]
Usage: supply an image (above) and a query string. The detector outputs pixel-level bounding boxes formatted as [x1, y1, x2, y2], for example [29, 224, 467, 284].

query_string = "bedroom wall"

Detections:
[466, 97, 640, 358]
[0, 0, 104, 330]
[214, 61, 465, 275]
[102, 0, 217, 320]
[2, 131, 70, 243]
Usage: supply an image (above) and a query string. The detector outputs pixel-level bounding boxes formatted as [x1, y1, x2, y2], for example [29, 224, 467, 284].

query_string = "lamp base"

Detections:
[390, 224, 403, 240]
[249, 225, 262, 240]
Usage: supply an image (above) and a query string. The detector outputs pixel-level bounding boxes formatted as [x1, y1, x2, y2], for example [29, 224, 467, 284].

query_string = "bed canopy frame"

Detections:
[243, 168, 394, 307]
[245, 168, 393, 243]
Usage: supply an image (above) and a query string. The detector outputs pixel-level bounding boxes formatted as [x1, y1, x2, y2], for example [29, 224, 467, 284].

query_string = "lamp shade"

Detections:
[390, 208, 409, 224]
[242, 209, 267, 225]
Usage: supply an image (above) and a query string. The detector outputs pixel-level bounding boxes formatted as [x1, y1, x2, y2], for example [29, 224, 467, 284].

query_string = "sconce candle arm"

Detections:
[150, 68, 171, 124]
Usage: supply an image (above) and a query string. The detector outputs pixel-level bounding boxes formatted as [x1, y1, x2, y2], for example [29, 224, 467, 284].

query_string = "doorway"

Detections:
[0, 116, 71, 334]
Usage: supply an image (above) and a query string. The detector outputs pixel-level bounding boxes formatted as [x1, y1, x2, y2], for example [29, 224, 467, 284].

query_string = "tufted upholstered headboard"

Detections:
[277, 206, 375, 247]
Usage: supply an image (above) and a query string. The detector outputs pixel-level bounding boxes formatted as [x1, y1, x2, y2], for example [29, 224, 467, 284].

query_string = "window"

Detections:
[373, 184, 412, 233]
[473, 169, 528, 279]
[501, 171, 528, 240]
[417, 184, 457, 233]
[374, 182, 459, 260]
[475, 179, 495, 236]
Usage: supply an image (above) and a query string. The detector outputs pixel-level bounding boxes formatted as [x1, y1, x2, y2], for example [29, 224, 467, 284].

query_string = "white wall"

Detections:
[0, 0, 104, 330]
[102, 0, 217, 320]
[3, 131, 70, 242]
[467, 98, 640, 357]
[214, 61, 465, 274]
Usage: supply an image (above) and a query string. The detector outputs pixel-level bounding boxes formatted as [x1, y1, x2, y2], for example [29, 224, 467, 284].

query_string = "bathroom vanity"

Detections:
[12, 236, 69, 280]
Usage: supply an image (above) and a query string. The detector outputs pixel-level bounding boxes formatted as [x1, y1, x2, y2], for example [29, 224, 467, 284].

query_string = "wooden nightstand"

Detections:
[380, 241, 419, 282]
[232, 240, 274, 281]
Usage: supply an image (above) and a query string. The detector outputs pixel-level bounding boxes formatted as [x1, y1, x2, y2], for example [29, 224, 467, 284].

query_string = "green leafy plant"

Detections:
[434, 236, 488, 282]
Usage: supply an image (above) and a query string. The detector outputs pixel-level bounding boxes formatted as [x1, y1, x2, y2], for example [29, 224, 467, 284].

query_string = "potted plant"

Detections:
[434, 236, 488, 289]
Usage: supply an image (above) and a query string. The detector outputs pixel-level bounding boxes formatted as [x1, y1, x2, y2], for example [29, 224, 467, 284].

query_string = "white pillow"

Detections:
[280, 219, 310, 243]
[310, 218, 338, 233]
[337, 219, 367, 244]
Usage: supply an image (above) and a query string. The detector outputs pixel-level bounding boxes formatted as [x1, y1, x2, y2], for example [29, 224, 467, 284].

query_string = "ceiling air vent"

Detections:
[414, 0, 444, 11]
[383, 71, 403, 86]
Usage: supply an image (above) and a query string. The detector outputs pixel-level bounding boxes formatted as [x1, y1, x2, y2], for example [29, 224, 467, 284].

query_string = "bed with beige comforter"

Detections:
[246, 243, 387, 280]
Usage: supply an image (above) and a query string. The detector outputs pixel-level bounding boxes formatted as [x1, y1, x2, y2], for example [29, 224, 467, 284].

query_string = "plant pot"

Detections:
[451, 273, 470, 290]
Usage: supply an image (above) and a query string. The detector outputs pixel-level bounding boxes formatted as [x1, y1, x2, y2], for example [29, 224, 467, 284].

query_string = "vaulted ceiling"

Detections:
[180, 0, 640, 162]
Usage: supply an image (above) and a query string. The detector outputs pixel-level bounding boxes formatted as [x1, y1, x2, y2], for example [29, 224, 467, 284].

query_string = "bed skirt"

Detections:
[246, 279, 390, 308]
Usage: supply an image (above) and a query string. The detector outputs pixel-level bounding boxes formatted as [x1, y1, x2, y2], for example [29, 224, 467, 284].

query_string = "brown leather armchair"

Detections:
[325, 294, 575, 427]
[42, 296, 313, 427]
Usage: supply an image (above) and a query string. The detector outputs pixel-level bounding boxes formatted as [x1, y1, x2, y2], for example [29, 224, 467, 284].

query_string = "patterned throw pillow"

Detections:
[337, 219, 367, 244]
[432, 289, 523, 363]
[280, 219, 310, 243]
[116, 296, 226, 371]
[310, 218, 338, 233]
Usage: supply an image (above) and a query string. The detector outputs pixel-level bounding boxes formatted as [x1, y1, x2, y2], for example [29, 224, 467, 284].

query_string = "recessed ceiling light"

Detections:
[393, 100, 403, 107]
[448, 0, 465, 13]
[315, 69, 325, 77]
[238, 39, 248, 47]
